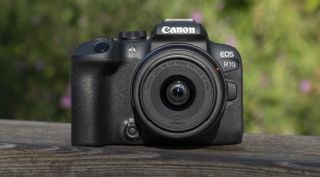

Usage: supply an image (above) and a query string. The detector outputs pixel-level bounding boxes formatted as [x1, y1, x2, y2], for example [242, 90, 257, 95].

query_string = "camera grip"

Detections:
[71, 62, 107, 146]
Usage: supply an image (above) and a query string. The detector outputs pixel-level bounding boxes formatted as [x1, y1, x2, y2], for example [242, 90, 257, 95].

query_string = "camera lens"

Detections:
[132, 44, 226, 139]
[161, 77, 195, 110]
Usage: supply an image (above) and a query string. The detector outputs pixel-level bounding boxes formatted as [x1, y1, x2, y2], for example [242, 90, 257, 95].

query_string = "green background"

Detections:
[0, 0, 319, 135]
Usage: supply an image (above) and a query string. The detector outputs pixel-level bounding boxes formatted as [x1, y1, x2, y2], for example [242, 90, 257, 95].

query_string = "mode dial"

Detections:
[119, 31, 146, 40]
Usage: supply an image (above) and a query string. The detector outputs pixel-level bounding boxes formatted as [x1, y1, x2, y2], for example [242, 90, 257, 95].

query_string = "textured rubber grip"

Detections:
[71, 61, 107, 146]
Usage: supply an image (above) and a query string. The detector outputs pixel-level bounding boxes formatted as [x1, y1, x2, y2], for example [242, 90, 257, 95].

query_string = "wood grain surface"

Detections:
[0, 119, 319, 177]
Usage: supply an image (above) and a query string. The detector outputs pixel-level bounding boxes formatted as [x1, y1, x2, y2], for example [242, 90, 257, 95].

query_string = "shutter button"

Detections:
[94, 42, 109, 53]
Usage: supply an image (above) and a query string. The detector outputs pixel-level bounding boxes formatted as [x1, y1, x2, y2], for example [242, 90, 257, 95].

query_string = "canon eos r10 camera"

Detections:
[71, 19, 243, 146]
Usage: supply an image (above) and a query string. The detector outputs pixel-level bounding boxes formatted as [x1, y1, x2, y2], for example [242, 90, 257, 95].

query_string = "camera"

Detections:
[71, 19, 243, 146]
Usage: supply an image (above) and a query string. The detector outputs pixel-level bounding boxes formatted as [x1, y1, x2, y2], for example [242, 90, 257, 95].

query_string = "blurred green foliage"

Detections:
[0, 0, 319, 135]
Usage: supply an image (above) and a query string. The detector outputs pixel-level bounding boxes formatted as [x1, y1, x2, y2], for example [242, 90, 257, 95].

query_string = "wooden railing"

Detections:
[0, 119, 319, 176]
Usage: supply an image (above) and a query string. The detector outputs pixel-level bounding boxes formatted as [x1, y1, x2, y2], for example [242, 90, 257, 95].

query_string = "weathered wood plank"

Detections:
[0, 119, 70, 146]
[0, 119, 319, 177]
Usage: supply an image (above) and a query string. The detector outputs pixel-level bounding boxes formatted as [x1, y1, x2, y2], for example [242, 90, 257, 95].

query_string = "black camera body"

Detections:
[71, 19, 243, 146]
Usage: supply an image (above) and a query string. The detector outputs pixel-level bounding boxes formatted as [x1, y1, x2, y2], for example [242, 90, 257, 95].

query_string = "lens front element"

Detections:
[161, 76, 195, 111]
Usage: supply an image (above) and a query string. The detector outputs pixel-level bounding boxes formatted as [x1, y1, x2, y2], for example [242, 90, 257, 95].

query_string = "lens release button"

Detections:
[227, 82, 237, 101]
[218, 59, 239, 72]
[125, 123, 140, 140]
